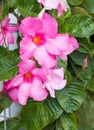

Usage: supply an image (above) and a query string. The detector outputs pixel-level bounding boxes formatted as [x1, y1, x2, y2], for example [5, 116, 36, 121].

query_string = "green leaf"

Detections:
[76, 92, 94, 130]
[71, 7, 91, 17]
[59, 24, 82, 37]
[81, 0, 94, 14]
[57, 58, 67, 70]
[0, 118, 20, 130]
[56, 118, 64, 130]
[16, 0, 42, 17]
[61, 15, 94, 37]
[56, 82, 86, 113]
[87, 73, 94, 91]
[20, 102, 52, 130]
[0, 47, 20, 81]
[0, 93, 12, 112]
[60, 112, 78, 130]
[69, 51, 87, 66]
[68, 0, 83, 5]
[0, 0, 9, 20]
[44, 97, 63, 122]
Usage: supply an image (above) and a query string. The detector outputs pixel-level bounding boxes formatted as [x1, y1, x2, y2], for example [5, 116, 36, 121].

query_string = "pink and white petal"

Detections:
[20, 17, 43, 36]
[59, 53, 67, 60]
[45, 82, 55, 98]
[32, 68, 47, 81]
[7, 75, 23, 89]
[41, 13, 58, 38]
[8, 88, 18, 103]
[7, 24, 19, 32]
[18, 60, 36, 74]
[34, 46, 57, 68]
[45, 34, 69, 55]
[6, 32, 14, 44]
[18, 83, 31, 105]
[63, 36, 79, 55]
[30, 78, 48, 101]
[52, 68, 65, 79]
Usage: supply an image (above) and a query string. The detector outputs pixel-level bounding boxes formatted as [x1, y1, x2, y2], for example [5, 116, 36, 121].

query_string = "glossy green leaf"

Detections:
[0, 93, 12, 112]
[59, 24, 82, 37]
[0, 47, 20, 81]
[57, 58, 67, 70]
[44, 97, 63, 122]
[16, 0, 42, 17]
[60, 112, 78, 130]
[76, 92, 94, 130]
[81, 0, 94, 14]
[56, 82, 86, 113]
[71, 7, 91, 17]
[0, 0, 9, 20]
[68, 0, 83, 5]
[0, 118, 20, 130]
[20, 102, 52, 130]
[56, 118, 64, 130]
[69, 51, 87, 66]
[61, 15, 94, 37]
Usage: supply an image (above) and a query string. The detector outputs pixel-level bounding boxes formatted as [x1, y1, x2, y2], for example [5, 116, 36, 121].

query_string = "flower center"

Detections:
[24, 72, 33, 82]
[33, 34, 45, 45]
[34, 36, 41, 45]
[25, 72, 32, 79]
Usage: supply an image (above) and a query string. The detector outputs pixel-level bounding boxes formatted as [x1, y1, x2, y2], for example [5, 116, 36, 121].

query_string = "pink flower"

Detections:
[0, 16, 18, 44]
[3, 60, 48, 105]
[37, 0, 70, 16]
[20, 13, 79, 68]
[2, 60, 67, 105]
[45, 68, 66, 97]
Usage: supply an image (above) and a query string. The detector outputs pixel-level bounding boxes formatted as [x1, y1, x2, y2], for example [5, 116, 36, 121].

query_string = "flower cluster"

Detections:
[2, 12, 79, 105]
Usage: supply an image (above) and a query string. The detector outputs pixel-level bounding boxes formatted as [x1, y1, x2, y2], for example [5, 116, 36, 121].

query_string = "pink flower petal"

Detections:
[1, 16, 10, 27]
[20, 17, 43, 36]
[45, 33, 69, 55]
[34, 45, 57, 68]
[7, 75, 23, 89]
[8, 88, 18, 103]
[20, 36, 37, 61]
[6, 32, 14, 44]
[18, 60, 36, 74]
[32, 68, 47, 81]
[41, 13, 58, 38]
[7, 24, 18, 32]
[18, 82, 31, 105]
[30, 78, 48, 101]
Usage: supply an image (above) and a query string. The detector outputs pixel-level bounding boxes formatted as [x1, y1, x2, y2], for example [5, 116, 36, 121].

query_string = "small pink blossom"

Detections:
[20, 13, 79, 68]
[37, 0, 70, 16]
[3, 60, 48, 105]
[0, 16, 18, 44]
[45, 68, 66, 97]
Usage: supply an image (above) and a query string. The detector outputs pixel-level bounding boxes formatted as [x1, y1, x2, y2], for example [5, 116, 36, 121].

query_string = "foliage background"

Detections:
[0, 0, 94, 130]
